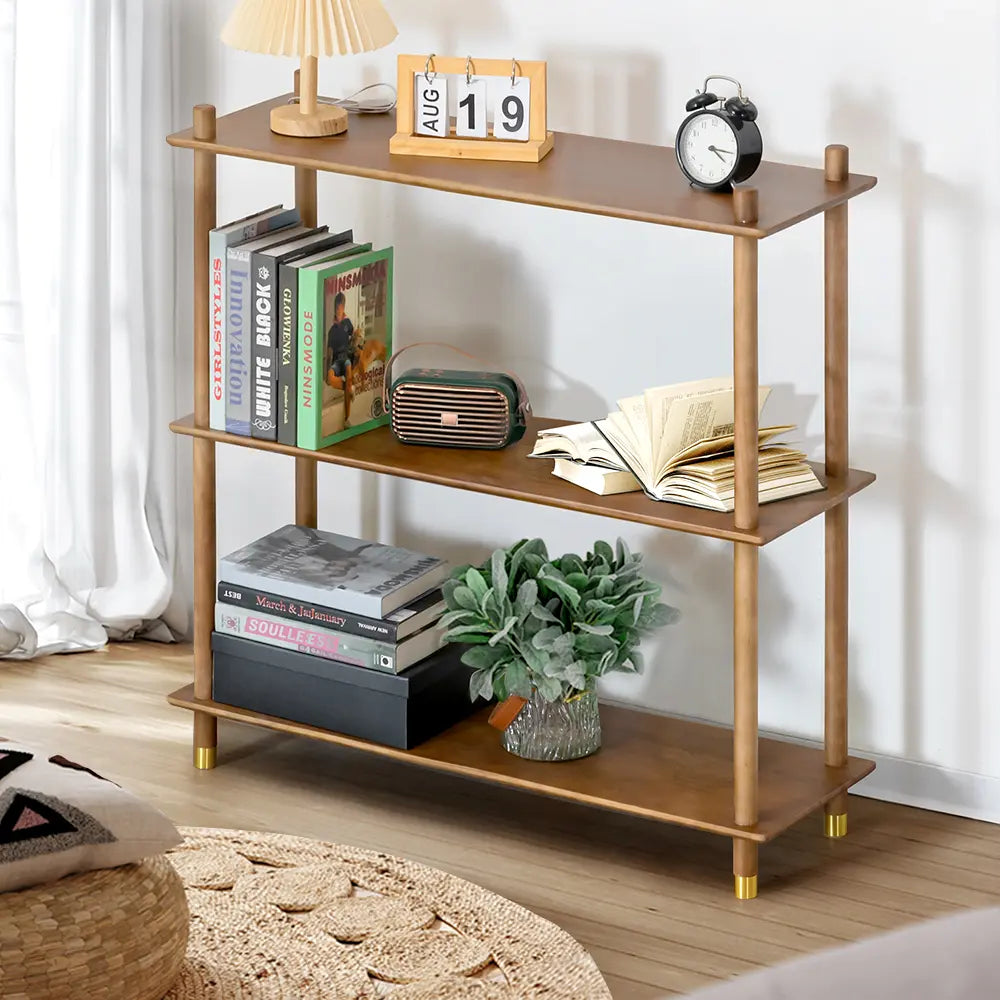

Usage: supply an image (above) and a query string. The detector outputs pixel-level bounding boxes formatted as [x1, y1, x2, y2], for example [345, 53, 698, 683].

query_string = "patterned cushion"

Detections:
[0, 739, 181, 893]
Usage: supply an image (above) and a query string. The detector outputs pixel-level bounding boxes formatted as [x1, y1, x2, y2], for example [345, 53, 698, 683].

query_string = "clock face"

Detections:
[677, 112, 739, 187]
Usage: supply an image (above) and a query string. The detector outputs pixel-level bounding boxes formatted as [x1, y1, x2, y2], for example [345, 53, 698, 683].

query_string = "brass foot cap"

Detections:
[194, 746, 217, 770]
[824, 812, 848, 838]
[735, 874, 758, 900]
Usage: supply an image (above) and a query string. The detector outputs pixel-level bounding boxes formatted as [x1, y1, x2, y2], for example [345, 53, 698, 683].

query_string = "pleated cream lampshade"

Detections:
[222, 0, 398, 137]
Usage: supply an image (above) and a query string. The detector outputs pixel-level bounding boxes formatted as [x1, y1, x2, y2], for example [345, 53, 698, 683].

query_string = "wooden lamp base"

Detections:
[270, 101, 347, 138]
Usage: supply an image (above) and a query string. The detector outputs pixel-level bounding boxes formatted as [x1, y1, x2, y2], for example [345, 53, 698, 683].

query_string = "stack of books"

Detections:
[531, 377, 823, 512]
[215, 525, 450, 675]
[208, 206, 393, 452]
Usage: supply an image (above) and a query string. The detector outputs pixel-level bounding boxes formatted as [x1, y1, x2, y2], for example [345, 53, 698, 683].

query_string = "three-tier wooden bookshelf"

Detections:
[166, 78, 877, 899]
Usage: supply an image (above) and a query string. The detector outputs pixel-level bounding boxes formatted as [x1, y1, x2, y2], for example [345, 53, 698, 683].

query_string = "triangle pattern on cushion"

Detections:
[0, 787, 116, 865]
[1, 793, 77, 841]
[0, 750, 33, 782]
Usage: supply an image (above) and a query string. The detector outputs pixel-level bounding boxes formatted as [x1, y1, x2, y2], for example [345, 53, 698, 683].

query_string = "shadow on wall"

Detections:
[827, 87, 985, 769]
[602, 532, 802, 722]
[545, 47, 665, 144]
[382, 203, 571, 543]
[766, 382, 820, 455]
[389, 0, 508, 57]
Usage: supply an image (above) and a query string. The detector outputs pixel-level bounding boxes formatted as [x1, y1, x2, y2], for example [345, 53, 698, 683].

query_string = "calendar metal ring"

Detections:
[465, 56, 473, 85]
[424, 53, 438, 83]
[510, 58, 519, 86]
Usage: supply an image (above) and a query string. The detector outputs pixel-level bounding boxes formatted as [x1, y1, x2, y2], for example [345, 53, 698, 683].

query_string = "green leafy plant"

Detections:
[441, 538, 679, 704]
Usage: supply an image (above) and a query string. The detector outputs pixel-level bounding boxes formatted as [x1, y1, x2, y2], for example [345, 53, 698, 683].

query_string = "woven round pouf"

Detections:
[166, 828, 612, 1000]
[0, 854, 189, 1000]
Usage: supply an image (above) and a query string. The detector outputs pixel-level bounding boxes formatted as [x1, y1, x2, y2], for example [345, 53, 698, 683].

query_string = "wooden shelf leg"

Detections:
[192, 104, 218, 769]
[732, 194, 760, 897]
[733, 542, 759, 898]
[733, 838, 758, 901]
[824, 145, 850, 836]
[294, 139, 319, 528]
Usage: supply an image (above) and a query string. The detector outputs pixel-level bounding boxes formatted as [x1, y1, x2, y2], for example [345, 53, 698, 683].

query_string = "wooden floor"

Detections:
[5, 642, 1000, 998]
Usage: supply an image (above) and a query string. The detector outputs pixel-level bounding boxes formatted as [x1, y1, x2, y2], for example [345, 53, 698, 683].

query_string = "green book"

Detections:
[296, 247, 394, 450]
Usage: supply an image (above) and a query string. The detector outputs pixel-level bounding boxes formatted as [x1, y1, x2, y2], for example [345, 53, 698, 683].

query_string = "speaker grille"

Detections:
[391, 384, 512, 448]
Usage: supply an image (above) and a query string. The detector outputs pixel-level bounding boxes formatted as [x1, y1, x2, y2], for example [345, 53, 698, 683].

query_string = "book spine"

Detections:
[250, 250, 277, 440]
[214, 604, 397, 672]
[218, 562, 386, 618]
[208, 231, 227, 431]
[225, 247, 253, 436]
[217, 580, 401, 642]
[276, 262, 298, 446]
[296, 268, 321, 450]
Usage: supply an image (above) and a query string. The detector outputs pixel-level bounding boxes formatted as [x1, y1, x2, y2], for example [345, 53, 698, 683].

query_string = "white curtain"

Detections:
[0, 0, 181, 658]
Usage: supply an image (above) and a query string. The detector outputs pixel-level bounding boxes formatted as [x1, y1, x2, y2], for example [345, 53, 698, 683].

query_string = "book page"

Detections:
[646, 383, 772, 479]
[598, 413, 649, 480]
[643, 376, 735, 470]
[663, 424, 793, 475]
[530, 422, 624, 468]
[614, 393, 655, 476]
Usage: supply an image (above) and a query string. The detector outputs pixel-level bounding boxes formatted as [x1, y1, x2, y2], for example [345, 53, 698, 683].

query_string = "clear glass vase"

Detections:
[501, 688, 602, 762]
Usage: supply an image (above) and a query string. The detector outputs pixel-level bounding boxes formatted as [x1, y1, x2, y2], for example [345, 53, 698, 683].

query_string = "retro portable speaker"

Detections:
[384, 343, 531, 449]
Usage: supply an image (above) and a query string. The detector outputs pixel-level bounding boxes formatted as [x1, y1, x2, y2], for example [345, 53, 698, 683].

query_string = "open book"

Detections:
[531, 378, 823, 512]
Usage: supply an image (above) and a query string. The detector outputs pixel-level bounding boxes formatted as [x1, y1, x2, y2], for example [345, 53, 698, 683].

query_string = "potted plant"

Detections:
[441, 538, 678, 761]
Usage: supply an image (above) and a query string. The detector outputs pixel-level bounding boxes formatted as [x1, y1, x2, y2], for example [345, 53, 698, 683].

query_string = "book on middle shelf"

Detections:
[249, 227, 355, 442]
[213, 203, 392, 450]
[225, 222, 313, 435]
[276, 239, 373, 446]
[297, 246, 394, 450]
[208, 205, 300, 432]
[531, 377, 823, 512]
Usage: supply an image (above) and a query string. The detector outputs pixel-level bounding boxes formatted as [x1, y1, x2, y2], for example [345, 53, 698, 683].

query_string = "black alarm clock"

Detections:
[675, 76, 762, 192]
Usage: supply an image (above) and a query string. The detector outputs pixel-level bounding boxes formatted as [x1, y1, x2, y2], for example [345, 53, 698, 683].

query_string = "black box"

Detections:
[211, 632, 477, 750]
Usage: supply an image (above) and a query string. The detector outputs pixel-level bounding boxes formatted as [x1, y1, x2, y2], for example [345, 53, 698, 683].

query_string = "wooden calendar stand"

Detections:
[389, 54, 554, 163]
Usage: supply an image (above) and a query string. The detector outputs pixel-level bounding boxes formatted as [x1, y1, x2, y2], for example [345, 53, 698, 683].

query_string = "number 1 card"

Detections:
[455, 78, 488, 138]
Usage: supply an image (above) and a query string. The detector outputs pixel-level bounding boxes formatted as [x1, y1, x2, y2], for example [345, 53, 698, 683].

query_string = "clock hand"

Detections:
[708, 144, 736, 158]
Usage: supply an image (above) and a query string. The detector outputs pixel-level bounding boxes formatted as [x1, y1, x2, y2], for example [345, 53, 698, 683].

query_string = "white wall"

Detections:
[172, 1, 1000, 814]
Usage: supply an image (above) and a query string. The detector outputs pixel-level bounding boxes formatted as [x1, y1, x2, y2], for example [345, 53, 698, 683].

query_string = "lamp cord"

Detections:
[286, 83, 397, 115]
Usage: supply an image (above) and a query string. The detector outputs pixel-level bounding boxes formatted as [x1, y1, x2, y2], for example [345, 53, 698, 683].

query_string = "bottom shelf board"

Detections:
[168, 685, 873, 843]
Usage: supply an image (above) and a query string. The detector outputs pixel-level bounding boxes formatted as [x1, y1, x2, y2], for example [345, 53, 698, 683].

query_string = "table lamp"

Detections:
[221, 0, 398, 137]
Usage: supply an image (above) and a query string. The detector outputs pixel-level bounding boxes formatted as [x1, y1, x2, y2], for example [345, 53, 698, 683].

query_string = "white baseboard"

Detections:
[838, 747, 1000, 825]
[602, 698, 1000, 825]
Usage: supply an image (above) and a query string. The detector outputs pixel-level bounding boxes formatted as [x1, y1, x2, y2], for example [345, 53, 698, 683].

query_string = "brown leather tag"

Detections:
[488, 695, 528, 731]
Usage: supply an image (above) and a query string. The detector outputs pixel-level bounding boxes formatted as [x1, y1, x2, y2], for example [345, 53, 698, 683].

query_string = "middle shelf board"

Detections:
[170, 414, 874, 546]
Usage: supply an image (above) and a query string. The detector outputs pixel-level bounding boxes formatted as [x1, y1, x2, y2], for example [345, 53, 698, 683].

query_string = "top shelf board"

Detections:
[167, 97, 877, 239]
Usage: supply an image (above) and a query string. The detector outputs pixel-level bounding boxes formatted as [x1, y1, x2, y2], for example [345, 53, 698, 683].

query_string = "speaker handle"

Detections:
[383, 342, 532, 421]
